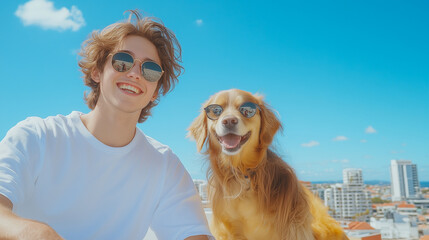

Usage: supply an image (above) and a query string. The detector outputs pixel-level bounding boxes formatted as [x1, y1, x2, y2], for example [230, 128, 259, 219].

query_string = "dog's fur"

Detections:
[188, 89, 347, 240]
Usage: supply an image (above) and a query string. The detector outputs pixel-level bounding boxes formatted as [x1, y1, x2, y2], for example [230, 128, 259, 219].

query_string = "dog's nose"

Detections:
[222, 116, 238, 129]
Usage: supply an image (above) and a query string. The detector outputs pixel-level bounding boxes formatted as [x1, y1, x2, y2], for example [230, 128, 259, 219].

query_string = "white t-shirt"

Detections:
[0, 111, 211, 240]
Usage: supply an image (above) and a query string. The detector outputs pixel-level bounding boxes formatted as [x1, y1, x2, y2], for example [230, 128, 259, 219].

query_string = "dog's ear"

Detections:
[187, 106, 208, 152]
[258, 97, 282, 149]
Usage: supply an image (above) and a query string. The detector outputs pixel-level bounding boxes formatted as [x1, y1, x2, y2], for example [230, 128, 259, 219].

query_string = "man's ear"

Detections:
[91, 69, 101, 83]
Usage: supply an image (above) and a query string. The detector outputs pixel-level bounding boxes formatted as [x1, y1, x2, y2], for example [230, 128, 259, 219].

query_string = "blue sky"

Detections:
[1, 0, 428, 182]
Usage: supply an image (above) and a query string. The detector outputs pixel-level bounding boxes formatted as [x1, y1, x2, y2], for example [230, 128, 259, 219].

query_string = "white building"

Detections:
[324, 169, 371, 222]
[408, 198, 429, 211]
[193, 179, 209, 202]
[373, 203, 397, 219]
[390, 160, 420, 201]
[343, 222, 382, 240]
[397, 203, 418, 217]
[370, 212, 418, 240]
[343, 168, 363, 186]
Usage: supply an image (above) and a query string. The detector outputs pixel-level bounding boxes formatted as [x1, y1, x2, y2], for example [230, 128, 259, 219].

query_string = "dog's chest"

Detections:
[224, 192, 280, 239]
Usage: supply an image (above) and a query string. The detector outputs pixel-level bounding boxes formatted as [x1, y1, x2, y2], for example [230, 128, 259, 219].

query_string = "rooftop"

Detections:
[397, 203, 416, 208]
[345, 222, 375, 230]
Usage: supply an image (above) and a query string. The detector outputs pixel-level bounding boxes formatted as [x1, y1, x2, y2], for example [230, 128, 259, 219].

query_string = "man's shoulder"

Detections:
[41, 111, 80, 126]
[138, 131, 172, 155]
[18, 111, 79, 126]
[136, 130, 183, 166]
[12, 111, 81, 137]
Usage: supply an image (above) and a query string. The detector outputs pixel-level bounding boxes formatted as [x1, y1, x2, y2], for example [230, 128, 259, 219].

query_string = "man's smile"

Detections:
[117, 82, 142, 95]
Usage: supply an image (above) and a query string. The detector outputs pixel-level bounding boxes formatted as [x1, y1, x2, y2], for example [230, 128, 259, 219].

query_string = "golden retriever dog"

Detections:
[188, 89, 348, 240]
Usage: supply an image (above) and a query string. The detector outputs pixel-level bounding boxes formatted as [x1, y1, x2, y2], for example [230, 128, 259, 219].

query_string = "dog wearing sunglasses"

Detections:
[188, 89, 347, 240]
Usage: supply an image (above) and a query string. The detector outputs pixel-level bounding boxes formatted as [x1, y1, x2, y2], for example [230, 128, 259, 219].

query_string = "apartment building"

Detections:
[324, 169, 371, 221]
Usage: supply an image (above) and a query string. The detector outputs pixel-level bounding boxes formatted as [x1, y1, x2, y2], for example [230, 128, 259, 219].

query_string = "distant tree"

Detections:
[371, 197, 390, 204]
[353, 209, 370, 222]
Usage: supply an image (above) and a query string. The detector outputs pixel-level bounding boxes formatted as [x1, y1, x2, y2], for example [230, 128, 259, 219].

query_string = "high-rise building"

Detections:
[390, 160, 420, 201]
[343, 168, 363, 186]
[324, 169, 371, 222]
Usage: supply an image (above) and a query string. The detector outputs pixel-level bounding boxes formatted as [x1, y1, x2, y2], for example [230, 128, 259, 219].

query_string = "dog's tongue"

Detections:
[220, 134, 241, 148]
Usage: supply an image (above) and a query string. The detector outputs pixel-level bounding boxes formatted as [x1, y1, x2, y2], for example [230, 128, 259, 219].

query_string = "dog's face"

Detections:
[189, 89, 281, 169]
[206, 89, 262, 156]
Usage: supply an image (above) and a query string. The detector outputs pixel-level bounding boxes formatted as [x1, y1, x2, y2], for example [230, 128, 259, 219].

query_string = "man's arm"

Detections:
[185, 235, 210, 240]
[0, 195, 63, 240]
[150, 150, 213, 239]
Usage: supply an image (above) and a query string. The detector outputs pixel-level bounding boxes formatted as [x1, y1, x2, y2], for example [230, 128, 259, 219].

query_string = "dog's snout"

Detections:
[222, 116, 238, 129]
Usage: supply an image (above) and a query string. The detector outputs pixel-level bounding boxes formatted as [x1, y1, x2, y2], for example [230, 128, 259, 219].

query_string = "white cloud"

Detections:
[365, 126, 377, 134]
[299, 169, 320, 177]
[332, 159, 349, 163]
[333, 136, 348, 141]
[301, 140, 319, 147]
[15, 0, 85, 31]
[361, 139, 367, 143]
[195, 19, 203, 26]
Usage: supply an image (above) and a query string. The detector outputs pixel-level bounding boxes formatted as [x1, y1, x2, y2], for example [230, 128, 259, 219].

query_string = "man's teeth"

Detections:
[118, 84, 141, 94]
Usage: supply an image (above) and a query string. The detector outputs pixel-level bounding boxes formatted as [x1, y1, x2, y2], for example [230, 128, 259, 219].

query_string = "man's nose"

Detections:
[126, 62, 142, 80]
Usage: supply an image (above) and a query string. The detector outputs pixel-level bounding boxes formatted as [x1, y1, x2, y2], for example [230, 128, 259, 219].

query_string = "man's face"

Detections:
[92, 35, 160, 117]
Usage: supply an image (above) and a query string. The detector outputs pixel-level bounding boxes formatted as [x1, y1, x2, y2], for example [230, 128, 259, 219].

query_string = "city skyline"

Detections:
[190, 169, 429, 240]
[0, 0, 428, 182]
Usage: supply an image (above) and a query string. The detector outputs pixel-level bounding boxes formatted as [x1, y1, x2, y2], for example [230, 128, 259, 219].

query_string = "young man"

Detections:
[0, 10, 212, 240]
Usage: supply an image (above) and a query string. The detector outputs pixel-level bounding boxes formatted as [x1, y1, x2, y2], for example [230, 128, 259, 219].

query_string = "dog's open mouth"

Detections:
[217, 131, 251, 153]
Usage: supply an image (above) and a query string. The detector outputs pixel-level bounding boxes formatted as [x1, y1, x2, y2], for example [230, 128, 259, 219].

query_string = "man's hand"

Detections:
[0, 195, 64, 240]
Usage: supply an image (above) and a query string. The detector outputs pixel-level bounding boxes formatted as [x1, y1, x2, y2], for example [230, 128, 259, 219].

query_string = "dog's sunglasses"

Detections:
[110, 51, 164, 82]
[204, 102, 261, 120]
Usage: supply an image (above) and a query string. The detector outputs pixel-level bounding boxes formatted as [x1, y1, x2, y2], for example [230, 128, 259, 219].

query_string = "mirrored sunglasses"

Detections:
[111, 51, 164, 82]
[204, 102, 261, 120]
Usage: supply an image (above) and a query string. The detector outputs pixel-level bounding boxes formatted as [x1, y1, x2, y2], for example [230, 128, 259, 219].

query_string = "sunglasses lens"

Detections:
[205, 105, 223, 120]
[112, 52, 134, 72]
[240, 102, 258, 118]
[142, 61, 163, 82]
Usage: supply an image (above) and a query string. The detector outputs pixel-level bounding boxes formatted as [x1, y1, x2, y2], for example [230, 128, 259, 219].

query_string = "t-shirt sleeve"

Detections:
[0, 118, 44, 206]
[150, 150, 213, 240]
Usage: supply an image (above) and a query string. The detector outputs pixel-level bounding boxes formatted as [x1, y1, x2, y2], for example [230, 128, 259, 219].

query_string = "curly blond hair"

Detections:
[78, 10, 183, 123]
